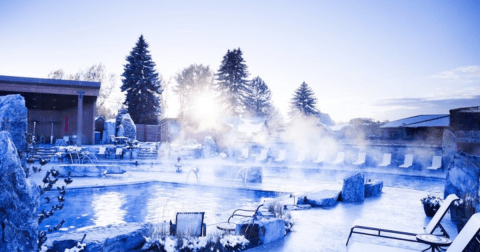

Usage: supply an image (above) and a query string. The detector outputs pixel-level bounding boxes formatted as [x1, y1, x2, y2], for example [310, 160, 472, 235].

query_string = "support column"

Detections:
[77, 91, 84, 145]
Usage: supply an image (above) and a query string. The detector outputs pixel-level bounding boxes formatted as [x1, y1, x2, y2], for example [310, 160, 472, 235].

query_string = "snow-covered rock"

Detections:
[203, 136, 216, 157]
[117, 112, 136, 140]
[0, 131, 40, 252]
[235, 218, 285, 246]
[45, 222, 153, 252]
[341, 172, 365, 202]
[102, 119, 116, 144]
[297, 190, 340, 207]
[0, 94, 28, 150]
[364, 181, 383, 197]
[444, 152, 480, 199]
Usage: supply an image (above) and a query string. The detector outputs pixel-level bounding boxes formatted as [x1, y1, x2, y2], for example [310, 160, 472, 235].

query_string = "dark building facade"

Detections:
[0, 75, 100, 145]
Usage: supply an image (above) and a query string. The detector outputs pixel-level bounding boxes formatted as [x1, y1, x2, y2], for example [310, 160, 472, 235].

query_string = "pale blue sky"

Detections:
[1, 0, 479, 122]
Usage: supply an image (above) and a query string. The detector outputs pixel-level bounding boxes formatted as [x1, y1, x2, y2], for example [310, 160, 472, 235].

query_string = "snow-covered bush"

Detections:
[265, 200, 294, 232]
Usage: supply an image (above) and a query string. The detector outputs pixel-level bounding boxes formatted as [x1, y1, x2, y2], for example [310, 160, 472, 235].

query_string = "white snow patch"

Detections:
[220, 235, 249, 248]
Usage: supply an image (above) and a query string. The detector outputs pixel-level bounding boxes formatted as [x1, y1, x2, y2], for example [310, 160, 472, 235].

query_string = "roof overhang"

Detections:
[0, 75, 101, 96]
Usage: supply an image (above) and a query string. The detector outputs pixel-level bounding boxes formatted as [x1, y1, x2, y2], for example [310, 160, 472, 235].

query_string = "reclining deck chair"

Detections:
[352, 152, 366, 166]
[255, 149, 268, 162]
[348, 212, 480, 252]
[427, 156, 442, 170]
[331, 151, 345, 165]
[378, 153, 392, 167]
[274, 150, 286, 162]
[399, 154, 414, 168]
[238, 148, 249, 161]
[170, 212, 206, 237]
[295, 150, 306, 163]
[313, 150, 326, 164]
[97, 146, 107, 159]
[346, 194, 459, 245]
[115, 147, 123, 159]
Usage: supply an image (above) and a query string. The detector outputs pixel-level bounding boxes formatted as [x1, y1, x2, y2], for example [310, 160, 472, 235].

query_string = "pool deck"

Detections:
[28, 157, 454, 252]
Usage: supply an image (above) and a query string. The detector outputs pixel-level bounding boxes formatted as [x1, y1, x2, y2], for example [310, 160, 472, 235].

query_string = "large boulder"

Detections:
[235, 218, 285, 246]
[297, 190, 340, 208]
[0, 131, 40, 252]
[203, 136, 217, 157]
[102, 119, 116, 144]
[0, 94, 28, 151]
[117, 112, 136, 141]
[246, 166, 263, 183]
[45, 222, 153, 252]
[364, 181, 383, 197]
[444, 153, 480, 199]
[341, 172, 365, 202]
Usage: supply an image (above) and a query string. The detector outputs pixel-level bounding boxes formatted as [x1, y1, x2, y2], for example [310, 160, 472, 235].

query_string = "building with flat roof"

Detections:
[379, 114, 450, 146]
[0, 75, 100, 145]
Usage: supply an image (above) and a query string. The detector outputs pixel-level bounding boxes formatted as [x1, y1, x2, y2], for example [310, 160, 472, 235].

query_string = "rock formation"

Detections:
[341, 172, 365, 202]
[102, 119, 116, 144]
[0, 94, 28, 151]
[444, 152, 480, 198]
[116, 110, 136, 140]
[0, 131, 40, 251]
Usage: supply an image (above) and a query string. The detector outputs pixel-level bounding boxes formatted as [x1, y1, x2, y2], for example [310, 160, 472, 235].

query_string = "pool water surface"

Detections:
[41, 182, 283, 232]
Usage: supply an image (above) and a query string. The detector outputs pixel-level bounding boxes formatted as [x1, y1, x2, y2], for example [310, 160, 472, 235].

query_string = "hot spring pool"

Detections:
[41, 182, 283, 232]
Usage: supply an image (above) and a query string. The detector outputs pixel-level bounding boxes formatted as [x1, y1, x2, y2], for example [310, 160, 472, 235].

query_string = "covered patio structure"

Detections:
[0, 75, 100, 145]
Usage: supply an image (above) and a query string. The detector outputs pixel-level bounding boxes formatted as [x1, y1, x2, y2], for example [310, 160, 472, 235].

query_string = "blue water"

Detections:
[40, 182, 282, 232]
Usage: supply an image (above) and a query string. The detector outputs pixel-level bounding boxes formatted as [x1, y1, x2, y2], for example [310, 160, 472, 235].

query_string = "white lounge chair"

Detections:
[348, 212, 480, 252]
[170, 212, 206, 237]
[295, 150, 306, 163]
[97, 146, 107, 158]
[238, 148, 249, 161]
[346, 194, 459, 246]
[331, 151, 345, 165]
[427, 156, 442, 170]
[115, 147, 123, 159]
[274, 150, 286, 162]
[378, 153, 392, 167]
[399, 154, 414, 168]
[313, 150, 327, 164]
[255, 149, 268, 162]
[352, 152, 366, 166]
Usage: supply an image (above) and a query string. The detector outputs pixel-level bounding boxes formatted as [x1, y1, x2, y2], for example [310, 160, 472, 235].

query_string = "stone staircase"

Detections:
[137, 147, 158, 159]
[32, 146, 58, 161]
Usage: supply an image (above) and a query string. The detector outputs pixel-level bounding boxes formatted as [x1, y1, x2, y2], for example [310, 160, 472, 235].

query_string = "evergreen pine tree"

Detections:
[245, 76, 272, 118]
[121, 35, 163, 124]
[215, 48, 249, 117]
[289, 82, 319, 118]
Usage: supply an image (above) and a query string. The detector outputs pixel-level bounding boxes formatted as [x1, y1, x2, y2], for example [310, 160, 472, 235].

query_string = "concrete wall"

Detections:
[136, 124, 161, 142]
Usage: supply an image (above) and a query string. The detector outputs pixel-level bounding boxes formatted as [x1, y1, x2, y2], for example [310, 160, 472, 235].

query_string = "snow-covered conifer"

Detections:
[121, 35, 163, 124]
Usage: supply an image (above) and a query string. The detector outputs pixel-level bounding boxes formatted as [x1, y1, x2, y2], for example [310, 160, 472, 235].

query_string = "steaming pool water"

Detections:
[41, 182, 284, 232]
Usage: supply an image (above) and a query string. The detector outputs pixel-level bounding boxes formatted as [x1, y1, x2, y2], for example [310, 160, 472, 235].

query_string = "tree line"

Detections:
[49, 35, 322, 128]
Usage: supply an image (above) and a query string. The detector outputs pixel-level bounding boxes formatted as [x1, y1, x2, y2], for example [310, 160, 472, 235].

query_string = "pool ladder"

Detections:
[227, 204, 264, 224]
[232, 167, 250, 188]
[185, 167, 200, 184]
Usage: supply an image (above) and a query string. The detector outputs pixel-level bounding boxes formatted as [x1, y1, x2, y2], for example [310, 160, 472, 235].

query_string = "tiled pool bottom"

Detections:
[41, 182, 284, 232]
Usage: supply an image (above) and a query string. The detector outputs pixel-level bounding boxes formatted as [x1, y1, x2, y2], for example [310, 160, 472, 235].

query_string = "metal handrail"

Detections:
[227, 204, 264, 224]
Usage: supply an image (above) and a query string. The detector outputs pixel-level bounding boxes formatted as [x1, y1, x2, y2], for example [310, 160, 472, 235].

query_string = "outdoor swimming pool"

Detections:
[41, 182, 283, 232]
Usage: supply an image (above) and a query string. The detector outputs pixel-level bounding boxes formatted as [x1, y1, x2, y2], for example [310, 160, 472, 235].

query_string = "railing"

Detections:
[227, 204, 264, 224]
